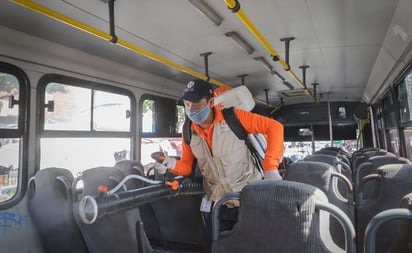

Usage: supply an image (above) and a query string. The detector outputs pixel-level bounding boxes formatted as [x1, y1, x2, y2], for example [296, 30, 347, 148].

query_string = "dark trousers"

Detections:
[202, 205, 239, 253]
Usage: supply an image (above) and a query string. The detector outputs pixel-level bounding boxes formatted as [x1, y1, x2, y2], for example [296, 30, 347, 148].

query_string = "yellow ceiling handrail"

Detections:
[11, 0, 275, 107]
[223, 0, 316, 100]
[11, 0, 228, 87]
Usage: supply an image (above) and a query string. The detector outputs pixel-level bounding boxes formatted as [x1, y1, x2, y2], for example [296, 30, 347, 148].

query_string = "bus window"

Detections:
[0, 65, 28, 204]
[38, 75, 135, 175]
[403, 128, 412, 160]
[140, 96, 182, 170]
[383, 92, 397, 129]
[397, 73, 412, 123]
[374, 105, 388, 150]
[388, 128, 400, 156]
[142, 99, 155, 133]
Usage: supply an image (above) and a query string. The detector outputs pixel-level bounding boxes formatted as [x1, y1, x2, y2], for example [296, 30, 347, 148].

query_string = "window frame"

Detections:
[36, 74, 137, 171]
[138, 94, 183, 166]
[0, 62, 30, 210]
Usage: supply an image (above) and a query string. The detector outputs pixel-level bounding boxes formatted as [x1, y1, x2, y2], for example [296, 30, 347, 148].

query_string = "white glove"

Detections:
[154, 162, 167, 174]
[162, 156, 176, 170]
[264, 170, 282, 181]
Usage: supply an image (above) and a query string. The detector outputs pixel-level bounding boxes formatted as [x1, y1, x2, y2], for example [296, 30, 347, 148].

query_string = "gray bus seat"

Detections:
[319, 147, 351, 164]
[114, 160, 162, 247]
[27, 167, 89, 253]
[363, 193, 412, 253]
[212, 180, 356, 253]
[147, 196, 204, 251]
[303, 153, 352, 194]
[287, 161, 354, 248]
[115, 160, 205, 252]
[352, 147, 381, 154]
[115, 159, 145, 179]
[356, 164, 412, 253]
[352, 150, 394, 173]
[354, 156, 410, 191]
[72, 166, 152, 253]
[313, 149, 351, 166]
[304, 153, 352, 175]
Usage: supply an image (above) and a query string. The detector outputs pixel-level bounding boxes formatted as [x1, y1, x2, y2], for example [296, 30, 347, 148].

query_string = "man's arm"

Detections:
[234, 108, 284, 171]
[168, 137, 195, 176]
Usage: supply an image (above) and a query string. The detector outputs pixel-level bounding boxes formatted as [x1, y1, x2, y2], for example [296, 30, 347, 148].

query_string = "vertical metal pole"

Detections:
[299, 65, 309, 89]
[369, 105, 377, 148]
[311, 124, 315, 153]
[311, 82, 319, 102]
[327, 93, 333, 147]
[200, 52, 212, 80]
[280, 37, 295, 71]
[263, 88, 269, 104]
[238, 74, 248, 85]
[108, 0, 117, 43]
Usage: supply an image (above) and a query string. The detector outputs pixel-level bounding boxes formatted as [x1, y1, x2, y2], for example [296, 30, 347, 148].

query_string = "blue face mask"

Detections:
[186, 105, 211, 124]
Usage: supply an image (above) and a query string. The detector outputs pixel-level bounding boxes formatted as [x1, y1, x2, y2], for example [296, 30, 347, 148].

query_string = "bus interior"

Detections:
[1, 0, 412, 252]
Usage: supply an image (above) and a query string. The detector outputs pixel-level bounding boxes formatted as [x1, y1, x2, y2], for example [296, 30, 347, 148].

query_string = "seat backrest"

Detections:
[72, 166, 146, 253]
[304, 154, 352, 179]
[313, 149, 351, 165]
[114, 159, 145, 186]
[287, 161, 354, 248]
[212, 180, 352, 253]
[354, 155, 410, 187]
[113, 160, 204, 251]
[27, 167, 89, 253]
[385, 192, 412, 253]
[287, 161, 353, 213]
[352, 150, 394, 172]
[114, 160, 162, 245]
[356, 164, 412, 253]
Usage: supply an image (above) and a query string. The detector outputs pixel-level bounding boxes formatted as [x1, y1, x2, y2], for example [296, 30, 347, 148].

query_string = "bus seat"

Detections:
[303, 154, 352, 205]
[351, 150, 394, 172]
[212, 180, 355, 253]
[385, 192, 412, 253]
[313, 149, 351, 166]
[114, 160, 145, 179]
[27, 167, 89, 253]
[72, 166, 151, 253]
[113, 160, 204, 251]
[354, 156, 411, 191]
[148, 195, 204, 251]
[356, 164, 412, 253]
[287, 161, 354, 214]
[304, 154, 352, 180]
[114, 160, 163, 248]
[286, 161, 354, 249]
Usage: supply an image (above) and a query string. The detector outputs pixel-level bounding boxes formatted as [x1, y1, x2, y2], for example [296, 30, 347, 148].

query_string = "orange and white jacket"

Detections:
[170, 107, 284, 201]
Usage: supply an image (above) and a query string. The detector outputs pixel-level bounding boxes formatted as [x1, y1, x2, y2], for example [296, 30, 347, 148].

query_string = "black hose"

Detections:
[179, 176, 204, 194]
[79, 177, 203, 224]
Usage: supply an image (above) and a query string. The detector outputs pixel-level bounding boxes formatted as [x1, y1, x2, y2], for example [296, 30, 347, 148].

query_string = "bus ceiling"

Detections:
[2, 0, 411, 107]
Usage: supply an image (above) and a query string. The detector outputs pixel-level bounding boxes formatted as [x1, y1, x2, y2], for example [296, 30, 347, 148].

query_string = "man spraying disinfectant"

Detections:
[154, 79, 284, 253]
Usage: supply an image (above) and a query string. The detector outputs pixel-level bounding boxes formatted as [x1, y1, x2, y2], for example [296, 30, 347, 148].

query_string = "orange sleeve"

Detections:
[234, 108, 284, 171]
[168, 135, 195, 176]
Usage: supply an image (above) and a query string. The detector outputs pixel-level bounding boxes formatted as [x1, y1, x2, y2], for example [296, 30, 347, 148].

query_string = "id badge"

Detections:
[200, 196, 212, 213]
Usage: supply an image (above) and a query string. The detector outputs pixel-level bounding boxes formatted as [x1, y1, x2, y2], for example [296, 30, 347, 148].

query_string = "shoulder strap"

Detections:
[222, 107, 264, 174]
[183, 115, 192, 145]
[181, 115, 199, 176]
[222, 107, 248, 141]
[184, 107, 247, 144]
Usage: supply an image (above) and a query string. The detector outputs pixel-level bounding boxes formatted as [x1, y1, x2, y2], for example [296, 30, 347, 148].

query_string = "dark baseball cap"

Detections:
[180, 79, 214, 102]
